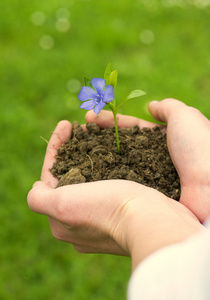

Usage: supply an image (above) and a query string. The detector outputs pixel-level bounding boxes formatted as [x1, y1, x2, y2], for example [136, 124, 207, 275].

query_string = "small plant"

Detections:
[78, 63, 146, 154]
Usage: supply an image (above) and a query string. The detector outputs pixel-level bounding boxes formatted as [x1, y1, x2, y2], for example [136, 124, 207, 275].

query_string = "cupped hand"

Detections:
[86, 100, 210, 222]
[86, 101, 210, 222]
[148, 99, 210, 222]
[28, 117, 203, 270]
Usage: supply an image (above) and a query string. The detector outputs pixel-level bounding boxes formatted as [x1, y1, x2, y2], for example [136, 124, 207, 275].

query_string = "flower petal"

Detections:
[94, 102, 106, 114]
[103, 85, 115, 103]
[78, 86, 96, 101]
[80, 100, 96, 110]
[91, 78, 105, 94]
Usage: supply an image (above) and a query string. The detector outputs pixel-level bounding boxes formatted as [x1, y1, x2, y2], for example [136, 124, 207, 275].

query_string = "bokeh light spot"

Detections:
[56, 7, 70, 19]
[140, 30, 155, 44]
[56, 19, 71, 32]
[31, 11, 46, 26]
[40, 35, 54, 50]
[67, 79, 82, 93]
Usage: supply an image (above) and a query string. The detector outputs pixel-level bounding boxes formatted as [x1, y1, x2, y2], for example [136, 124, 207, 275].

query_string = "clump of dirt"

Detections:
[50, 122, 180, 200]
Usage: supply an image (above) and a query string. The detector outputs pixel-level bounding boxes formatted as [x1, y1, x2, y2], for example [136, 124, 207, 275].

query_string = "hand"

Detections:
[148, 99, 210, 222]
[28, 118, 203, 271]
[87, 100, 210, 222]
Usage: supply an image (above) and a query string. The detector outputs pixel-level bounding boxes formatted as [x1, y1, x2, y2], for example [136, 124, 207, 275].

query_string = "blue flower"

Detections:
[78, 78, 115, 114]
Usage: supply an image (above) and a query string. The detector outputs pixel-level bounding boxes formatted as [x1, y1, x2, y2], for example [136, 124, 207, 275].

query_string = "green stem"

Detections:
[113, 111, 120, 155]
[107, 102, 120, 155]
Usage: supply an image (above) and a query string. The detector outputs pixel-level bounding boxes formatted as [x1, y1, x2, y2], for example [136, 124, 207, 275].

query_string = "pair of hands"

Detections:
[27, 99, 210, 270]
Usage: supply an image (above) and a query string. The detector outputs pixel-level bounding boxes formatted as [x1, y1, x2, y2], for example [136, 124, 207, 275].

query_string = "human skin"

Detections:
[27, 99, 206, 271]
[88, 99, 210, 223]
[148, 99, 210, 223]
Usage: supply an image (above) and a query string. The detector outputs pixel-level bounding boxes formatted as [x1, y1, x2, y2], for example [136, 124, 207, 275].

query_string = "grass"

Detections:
[1, 0, 210, 299]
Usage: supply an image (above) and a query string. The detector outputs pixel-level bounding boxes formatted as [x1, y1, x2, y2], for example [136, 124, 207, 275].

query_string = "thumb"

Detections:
[85, 109, 158, 129]
[27, 181, 54, 215]
[148, 99, 187, 124]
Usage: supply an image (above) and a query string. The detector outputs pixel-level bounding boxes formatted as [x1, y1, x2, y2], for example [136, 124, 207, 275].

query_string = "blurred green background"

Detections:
[1, 0, 210, 299]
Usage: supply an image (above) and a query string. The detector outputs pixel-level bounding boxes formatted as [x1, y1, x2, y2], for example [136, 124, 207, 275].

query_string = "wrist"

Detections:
[123, 197, 203, 271]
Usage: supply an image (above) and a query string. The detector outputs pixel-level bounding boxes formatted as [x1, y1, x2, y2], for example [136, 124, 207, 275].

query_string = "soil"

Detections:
[50, 122, 180, 200]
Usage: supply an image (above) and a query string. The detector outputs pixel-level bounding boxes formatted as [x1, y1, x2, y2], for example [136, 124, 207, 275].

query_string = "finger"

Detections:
[85, 110, 159, 130]
[27, 181, 55, 215]
[28, 179, 164, 220]
[149, 99, 210, 134]
[148, 99, 187, 123]
[41, 120, 72, 188]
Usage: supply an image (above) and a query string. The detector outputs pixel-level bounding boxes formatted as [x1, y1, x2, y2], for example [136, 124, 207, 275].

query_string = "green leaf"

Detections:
[115, 89, 146, 111]
[84, 77, 93, 88]
[126, 89, 146, 100]
[104, 63, 113, 85]
[109, 70, 118, 90]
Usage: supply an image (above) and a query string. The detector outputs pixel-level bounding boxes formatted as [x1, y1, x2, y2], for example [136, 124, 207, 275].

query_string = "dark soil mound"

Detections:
[50, 122, 180, 200]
